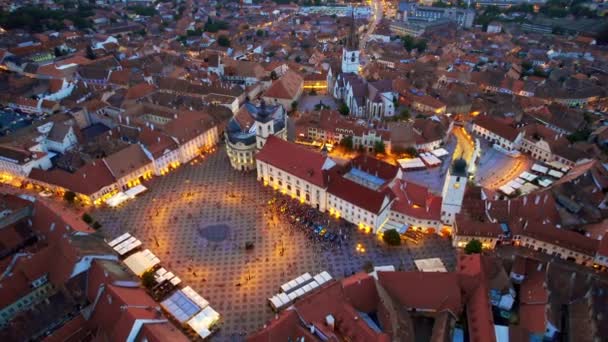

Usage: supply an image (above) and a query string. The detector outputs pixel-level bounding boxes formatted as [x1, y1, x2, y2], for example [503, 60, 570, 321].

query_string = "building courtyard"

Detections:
[93, 145, 456, 341]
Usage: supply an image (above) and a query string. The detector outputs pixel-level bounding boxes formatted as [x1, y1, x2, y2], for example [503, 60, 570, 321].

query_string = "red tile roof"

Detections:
[256, 136, 330, 188]
[390, 180, 442, 221]
[377, 271, 463, 316]
[327, 170, 391, 214]
[473, 115, 521, 142]
[263, 70, 303, 100]
[29, 160, 116, 196]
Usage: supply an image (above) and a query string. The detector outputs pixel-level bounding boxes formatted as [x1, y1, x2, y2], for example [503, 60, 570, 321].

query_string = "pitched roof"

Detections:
[377, 271, 463, 316]
[29, 160, 116, 196]
[256, 136, 330, 188]
[103, 144, 152, 180]
[263, 70, 303, 100]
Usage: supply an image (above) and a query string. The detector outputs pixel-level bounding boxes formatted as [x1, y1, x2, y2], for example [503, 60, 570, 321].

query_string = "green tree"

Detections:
[82, 213, 93, 224]
[85, 45, 96, 60]
[270, 70, 278, 80]
[374, 140, 385, 154]
[295, 55, 302, 63]
[464, 239, 482, 254]
[256, 29, 264, 37]
[63, 191, 76, 203]
[399, 109, 411, 121]
[218, 35, 230, 47]
[340, 136, 354, 151]
[382, 229, 401, 246]
[338, 102, 350, 116]
[141, 269, 156, 289]
[291, 101, 298, 112]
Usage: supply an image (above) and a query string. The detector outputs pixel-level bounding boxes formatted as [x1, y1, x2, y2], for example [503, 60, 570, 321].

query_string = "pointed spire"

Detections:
[346, 7, 358, 50]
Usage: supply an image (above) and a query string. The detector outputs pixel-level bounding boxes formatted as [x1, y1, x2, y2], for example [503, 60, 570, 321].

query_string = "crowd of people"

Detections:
[263, 190, 354, 251]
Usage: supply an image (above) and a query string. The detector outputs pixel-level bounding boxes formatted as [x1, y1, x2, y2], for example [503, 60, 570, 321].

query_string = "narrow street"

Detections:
[360, 0, 383, 50]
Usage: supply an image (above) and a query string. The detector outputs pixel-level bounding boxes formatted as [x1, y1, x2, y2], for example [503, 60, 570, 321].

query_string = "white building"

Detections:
[226, 102, 287, 171]
[440, 159, 468, 225]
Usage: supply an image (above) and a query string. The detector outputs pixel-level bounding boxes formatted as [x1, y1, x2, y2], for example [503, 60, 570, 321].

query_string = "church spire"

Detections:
[346, 7, 358, 51]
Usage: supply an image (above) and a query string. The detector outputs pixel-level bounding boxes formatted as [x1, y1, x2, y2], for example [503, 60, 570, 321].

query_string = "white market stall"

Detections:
[431, 148, 449, 158]
[414, 258, 448, 272]
[123, 249, 160, 276]
[186, 306, 221, 340]
[398, 158, 426, 170]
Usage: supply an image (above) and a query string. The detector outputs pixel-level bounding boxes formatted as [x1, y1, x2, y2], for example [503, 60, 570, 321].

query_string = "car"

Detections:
[319, 229, 327, 236]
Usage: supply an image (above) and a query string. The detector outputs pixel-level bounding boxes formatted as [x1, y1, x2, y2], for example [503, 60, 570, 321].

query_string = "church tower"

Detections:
[441, 158, 468, 225]
[341, 9, 360, 74]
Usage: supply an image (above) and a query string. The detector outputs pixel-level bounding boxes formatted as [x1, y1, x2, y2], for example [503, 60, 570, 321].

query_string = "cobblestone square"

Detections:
[93, 146, 456, 341]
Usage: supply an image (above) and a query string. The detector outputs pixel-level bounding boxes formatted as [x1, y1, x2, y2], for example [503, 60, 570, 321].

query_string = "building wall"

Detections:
[0, 281, 54, 327]
[453, 234, 500, 250]
[389, 210, 442, 232]
[256, 160, 327, 212]
[177, 126, 220, 164]
[226, 140, 256, 171]
[513, 234, 595, 266]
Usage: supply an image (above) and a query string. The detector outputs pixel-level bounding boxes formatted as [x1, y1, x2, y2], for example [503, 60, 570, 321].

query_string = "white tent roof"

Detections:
[187, 306, 221, 339]
[548, 169, 564, 179]
[414, 258, 448, 272]
[531, 163, 549, 174]
[519, 171, 538, 182]
[538, 178, 553, 187]
[182, 286, 209, 310]
[107, 232, 131, 247]
[123, 249, 160, 276]
[106, 192, 130, 207]
[431, 148, 449, 158]
[420, 153, 441, 166]
[161, 290, 202, 324]
[125, 184, 148, 198]
[499, 185, 515, 195]
[397, 158, 426, 169]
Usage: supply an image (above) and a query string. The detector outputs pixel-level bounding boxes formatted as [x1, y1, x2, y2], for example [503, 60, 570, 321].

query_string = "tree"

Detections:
[85, 45, 96, 60]
[82, 213, 93, 224]
[256, 29, 264, 37]
[141, 269, 156, 289]
[382, 229, 401, 246]
[338, 102, 350, 116]
[597, 23, 608, 45]
[374, 140, 385, 154]
[63, 191, 76, 203]
[218, 35, 230, 47]
[270, 70, 278, 80]
[291, 101, 298, 113]
[362, 261, 374, 273]
[340, 136, 354, 151]
[54, 46, 64, 57]
[464, 239, 482, 254]
[295, 55, 302, 63]
[399, 108, 411, 121]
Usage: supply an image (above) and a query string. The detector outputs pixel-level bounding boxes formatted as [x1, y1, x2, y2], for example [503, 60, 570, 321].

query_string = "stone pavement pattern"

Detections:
[94, 146, 455, 341]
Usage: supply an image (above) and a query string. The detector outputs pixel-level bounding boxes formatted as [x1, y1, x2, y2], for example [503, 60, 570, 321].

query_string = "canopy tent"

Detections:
[113, 236, 142, 256]
[499, 185, 516, 196]
[506, 180, 523, 190]
[123, 249, 160, 276]
[519, 172, 538, 182]
[107, 232, 131, 248]
[124, 184, 148, 198]
[186, 306, 221, 340]
[161, 289, 204, 324]
[182, 286, 210, 310]
[519, 182, 539, 195]
[106, 192, 130, 207]
[431, 148, 449, 158]
[420, 153, 441, 167]
[397, 158, 426, 170]
[531, 164, 549, 174]
[538, 178, 553, 187]
[414, 258, 448, 272]
[547, 169, 564, 179]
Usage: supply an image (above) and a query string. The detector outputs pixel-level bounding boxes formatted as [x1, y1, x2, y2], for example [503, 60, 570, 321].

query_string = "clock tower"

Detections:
[341, 10, 360, 74]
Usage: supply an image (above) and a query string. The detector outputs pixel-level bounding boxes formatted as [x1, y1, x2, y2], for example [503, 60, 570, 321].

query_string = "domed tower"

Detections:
[441, 158, 468, 225]
[341, 9, 360, 74]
